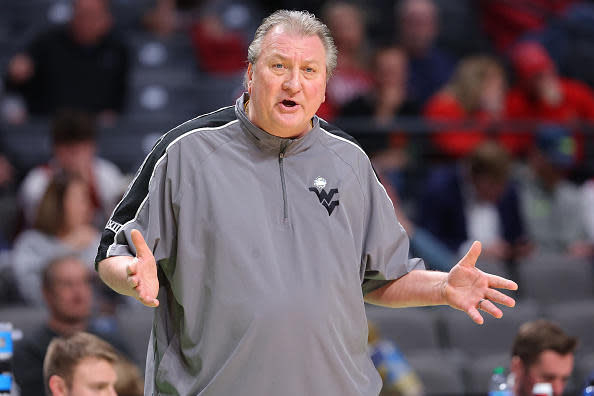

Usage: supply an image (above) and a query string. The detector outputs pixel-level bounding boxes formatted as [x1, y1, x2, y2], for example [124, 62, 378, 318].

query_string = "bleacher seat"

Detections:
[0, 119, 51, 172]
[546, 300, 594, 356]
[577, 352, 594, 388]
[439, 300, 540, 357]
[116, 304, 153, 370]
[127, 31, 197, 70]
[518, 252, 592, 268]
[464, 352, 509, 395]
[517, 260, 594, 303]
[0, 305, 47, 341]
[9, 0, 72, 47]
[98, 115, 182, 173]
[407, 351, 466, 396]
[365, 305, 440, 354]
[111, 0, 154, 32]
[476, 257, 511, 280]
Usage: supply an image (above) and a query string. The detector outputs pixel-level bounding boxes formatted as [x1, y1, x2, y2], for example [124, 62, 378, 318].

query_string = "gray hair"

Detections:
[245, 10, 337, 88]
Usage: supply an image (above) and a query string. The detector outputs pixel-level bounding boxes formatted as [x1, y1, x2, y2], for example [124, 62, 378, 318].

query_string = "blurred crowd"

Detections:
[1, 0, 594, 394]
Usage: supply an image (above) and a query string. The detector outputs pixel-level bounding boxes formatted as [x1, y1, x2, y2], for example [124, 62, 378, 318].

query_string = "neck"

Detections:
[48, 316, 88, 335]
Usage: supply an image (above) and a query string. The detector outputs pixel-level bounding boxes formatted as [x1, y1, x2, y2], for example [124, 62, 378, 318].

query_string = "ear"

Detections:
[511, 355, 525, 376]
[247, 64, 254, 93]
[48, 375, 68, 396]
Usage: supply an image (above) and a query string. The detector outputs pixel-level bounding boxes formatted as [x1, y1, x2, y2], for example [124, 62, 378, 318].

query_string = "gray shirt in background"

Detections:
[96, 94, 424, 395]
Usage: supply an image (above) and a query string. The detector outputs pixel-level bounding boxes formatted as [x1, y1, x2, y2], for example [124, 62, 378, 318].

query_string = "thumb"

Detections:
[459, 240, 482, 268]
[131, 229, 151, 259]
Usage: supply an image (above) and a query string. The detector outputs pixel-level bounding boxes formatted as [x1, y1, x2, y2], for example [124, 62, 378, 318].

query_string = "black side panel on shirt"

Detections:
[95, 106, 237, 267]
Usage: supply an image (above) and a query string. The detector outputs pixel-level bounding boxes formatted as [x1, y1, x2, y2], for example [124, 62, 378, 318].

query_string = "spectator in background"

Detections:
[478, 0, 578, 54]
[43, 332, 119, 396]
[510, 319, 577, 396]
[367, 322, 424, 396]
[341, 46, 418, 124]
[19, 110, 126, 228]
[321, 1, 373, 120]
[13, 173, 100, 306]
[0, 146, 18, 250]
[424, 55, 512, 158]
[113, 357, 145, 396]
[581, 179, 594, 248]
[190, 11, 248, 75]
[395, 0, 455, 109]
[418, 142, 527, 261]
[517, 125, 591, 258]
[13, 256, 130, 396]
[4, 0, 129, 122]
[375, 158, 456, 272]
[143, 0, 203, 37]
[506, 41, 594, 159]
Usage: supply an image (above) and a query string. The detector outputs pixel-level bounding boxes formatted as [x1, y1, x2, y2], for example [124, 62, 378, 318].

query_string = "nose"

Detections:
[282, 68, 301, 93]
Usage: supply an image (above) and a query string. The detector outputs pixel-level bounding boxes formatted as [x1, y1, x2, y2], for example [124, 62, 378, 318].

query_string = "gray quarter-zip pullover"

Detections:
[96, 94, 424, 395]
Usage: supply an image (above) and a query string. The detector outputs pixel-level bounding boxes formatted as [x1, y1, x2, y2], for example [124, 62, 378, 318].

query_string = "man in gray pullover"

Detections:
[96, 9, 518, 396]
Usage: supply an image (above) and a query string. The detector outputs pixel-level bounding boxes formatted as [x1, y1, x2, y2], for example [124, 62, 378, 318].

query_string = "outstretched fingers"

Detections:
[485, 288, 516, 308]
[477, 298, 503, 319]
[467, 306, 484, 325]
[487, 273, 518, 291]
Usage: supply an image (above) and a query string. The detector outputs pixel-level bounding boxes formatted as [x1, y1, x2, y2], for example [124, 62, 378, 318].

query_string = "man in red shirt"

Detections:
[506, 41, 594, 156]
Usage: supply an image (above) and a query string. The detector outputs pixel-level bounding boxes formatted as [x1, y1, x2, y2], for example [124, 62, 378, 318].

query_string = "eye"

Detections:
[273, 63, 284, 69]
[304, 66, 314, 73]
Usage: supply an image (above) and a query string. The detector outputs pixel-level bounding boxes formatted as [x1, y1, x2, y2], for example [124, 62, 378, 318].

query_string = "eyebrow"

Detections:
[267, 53, 322, 64]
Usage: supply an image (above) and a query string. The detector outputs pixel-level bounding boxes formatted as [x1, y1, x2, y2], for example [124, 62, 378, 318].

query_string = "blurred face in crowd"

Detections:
[50, 357, 117, 396]
[54, 141, 95, 180]
[480, 66, 505, 116]
[398, 0, 438, 56]
[44, 258, 92, 324]
[512, 351, 574, 396]
[246, 25, 327, 138]
[63, 179, 93, 230]
[325, 3, 364, 54]
[373, 48, 408, 89]
[472, 175, 506, 203]
[71, 0, 113, 45]
[527, 70, 562, 107]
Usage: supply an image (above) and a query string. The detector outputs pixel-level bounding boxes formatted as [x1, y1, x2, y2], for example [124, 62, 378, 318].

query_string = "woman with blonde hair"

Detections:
[12, 172, 100, 305]
[424, 55, 517, 157]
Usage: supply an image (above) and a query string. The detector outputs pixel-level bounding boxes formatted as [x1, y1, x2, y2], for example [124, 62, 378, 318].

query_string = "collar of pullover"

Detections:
[235, 93, 321, 155]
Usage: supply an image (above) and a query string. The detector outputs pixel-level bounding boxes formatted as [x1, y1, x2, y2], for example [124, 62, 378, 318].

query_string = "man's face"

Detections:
[373, 48, 407, 88]
[54, 141, 95, 180]
[71, 0, 112, 45]
[246, 26, 327, 138]
[56, 357, 117, 396]
[399, 0, 438, 55]
[514, 351, 574, 396]
[44, 258, 92, 323]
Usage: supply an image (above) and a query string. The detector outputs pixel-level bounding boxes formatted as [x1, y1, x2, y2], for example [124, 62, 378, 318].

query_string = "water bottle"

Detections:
[532, 382, 552, 396]
[0, 323, 13, 396]
[488, 366, 512, 396]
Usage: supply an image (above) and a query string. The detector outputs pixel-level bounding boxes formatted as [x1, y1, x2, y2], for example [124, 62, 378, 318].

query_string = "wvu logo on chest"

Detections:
[308, 176, 339, 216]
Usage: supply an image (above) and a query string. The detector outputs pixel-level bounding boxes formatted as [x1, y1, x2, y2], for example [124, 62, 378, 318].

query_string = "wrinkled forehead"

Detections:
[259, 26, 327, 61]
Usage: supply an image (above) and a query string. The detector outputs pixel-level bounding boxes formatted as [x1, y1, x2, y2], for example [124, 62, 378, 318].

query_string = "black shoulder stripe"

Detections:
[319, 118, 365, 150]
[319, 118, 381, 178]
[95, 106, 237, 264]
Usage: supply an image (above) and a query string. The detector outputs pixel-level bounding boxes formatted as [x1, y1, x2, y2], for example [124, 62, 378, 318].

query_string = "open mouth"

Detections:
[282, 100, 297, 107]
